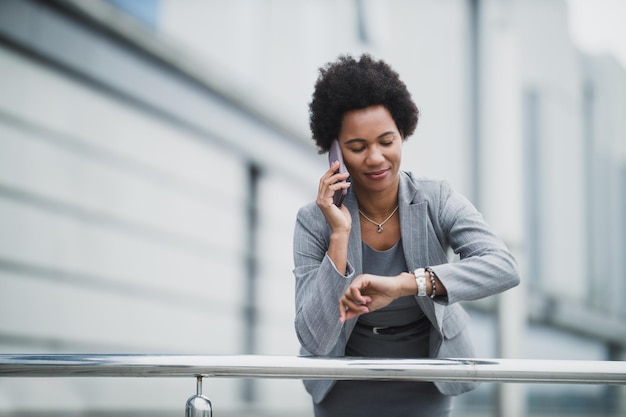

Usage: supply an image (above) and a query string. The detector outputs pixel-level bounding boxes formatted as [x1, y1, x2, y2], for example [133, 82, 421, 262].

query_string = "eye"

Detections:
[380, 137, 396, 146]
[349, 146, 366, 153]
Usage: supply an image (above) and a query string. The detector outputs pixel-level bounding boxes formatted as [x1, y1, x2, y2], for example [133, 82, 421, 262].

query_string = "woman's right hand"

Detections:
[316, 161, 352, 233]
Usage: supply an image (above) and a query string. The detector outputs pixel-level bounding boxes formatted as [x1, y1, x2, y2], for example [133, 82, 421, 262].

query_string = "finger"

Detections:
[322, 176, 350, 197]
[324, 161, 342, 179]
[339, 296, 368, 322]
[329, 160, 349, 176]
[339, 296, 354, 323]
[339, 300, 347, 323]
[326, 163, 350, 183]
[318, 180, 350, 210]
[339, 303, 369, 323]
[318, 167, 346, 194]
[348, 284, 370, 305]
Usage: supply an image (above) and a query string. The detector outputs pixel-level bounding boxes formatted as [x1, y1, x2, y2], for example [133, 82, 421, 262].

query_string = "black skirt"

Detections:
[313, 379, 452, 417]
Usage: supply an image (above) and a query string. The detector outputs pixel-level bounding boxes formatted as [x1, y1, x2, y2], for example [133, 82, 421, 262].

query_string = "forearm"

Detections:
[327, 230, 350, 276]
[431, 250, 519, 305]
[340, 270, 446, 322]
[295, 257, 353, 355]
[435, 181, 520, 304]
[293, 204, 356, 354]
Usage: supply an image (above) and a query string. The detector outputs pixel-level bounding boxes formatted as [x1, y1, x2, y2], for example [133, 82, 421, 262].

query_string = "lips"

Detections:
[365, 169, 389, 180]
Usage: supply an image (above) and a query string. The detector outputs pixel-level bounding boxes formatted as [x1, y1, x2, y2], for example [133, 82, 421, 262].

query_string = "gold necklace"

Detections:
[358, 205, 399, 233]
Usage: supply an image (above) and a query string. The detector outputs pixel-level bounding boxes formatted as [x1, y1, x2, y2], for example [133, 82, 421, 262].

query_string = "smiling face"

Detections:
[338, 105, 403, 200]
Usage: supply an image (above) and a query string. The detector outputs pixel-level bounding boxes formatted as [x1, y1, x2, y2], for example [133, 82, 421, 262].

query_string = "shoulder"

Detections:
[294, 201, 331, 252]
[295, 201, 327, 233]
[400, 171, 477, 220]
[297, 200, 322, 221]
[399, 171, 454, 204]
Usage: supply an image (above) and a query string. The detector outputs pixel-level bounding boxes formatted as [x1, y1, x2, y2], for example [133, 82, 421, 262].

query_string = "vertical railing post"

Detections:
[185, 376, 212, 417]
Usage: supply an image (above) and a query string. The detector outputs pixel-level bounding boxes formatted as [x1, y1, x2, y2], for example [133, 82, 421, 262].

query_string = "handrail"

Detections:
[1, 354, 625, 385]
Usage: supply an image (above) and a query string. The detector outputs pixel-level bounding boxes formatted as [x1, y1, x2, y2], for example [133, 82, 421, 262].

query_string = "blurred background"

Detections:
[0, 0, 625, 416]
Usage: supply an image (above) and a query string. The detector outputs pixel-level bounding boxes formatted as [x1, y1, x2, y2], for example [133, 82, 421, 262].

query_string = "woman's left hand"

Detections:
[338, 274, 403, 323]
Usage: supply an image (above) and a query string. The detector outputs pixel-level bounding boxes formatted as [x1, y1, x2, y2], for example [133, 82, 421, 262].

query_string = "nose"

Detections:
[365, 144, 385, 165]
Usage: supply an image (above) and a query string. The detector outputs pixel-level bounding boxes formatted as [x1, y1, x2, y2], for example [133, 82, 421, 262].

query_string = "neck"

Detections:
[354, 183, 399, 218]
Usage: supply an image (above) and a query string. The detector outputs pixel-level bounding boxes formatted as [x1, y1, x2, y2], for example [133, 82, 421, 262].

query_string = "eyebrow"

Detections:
[344, 131, 396, 145]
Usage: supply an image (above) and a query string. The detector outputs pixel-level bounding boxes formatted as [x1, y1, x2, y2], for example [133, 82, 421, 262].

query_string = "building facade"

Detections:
[0, 0, 624, 415]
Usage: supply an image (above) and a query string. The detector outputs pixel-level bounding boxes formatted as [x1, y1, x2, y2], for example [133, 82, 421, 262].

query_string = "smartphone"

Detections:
[328, 139, 349, 207]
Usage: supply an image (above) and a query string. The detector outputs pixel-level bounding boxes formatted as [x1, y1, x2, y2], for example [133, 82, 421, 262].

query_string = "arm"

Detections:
[336, 180, 519, 321]
[338, 270, 444, 322]
[430, 181, 521, 305]
[317, 161, 351, 274]
[293, 163, 353, 355]
[293, 205, 353, 355]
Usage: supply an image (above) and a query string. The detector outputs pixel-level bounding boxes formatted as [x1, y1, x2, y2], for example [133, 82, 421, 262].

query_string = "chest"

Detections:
[360, 215, 401, 251]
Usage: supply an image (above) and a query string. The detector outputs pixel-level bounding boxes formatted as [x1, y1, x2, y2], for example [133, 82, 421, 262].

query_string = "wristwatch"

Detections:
[413, 268, 427, 297]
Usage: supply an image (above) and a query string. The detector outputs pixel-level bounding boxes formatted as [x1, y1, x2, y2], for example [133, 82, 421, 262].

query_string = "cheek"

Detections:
[395, 142, 405, 161]
[342, 154, 359, 173]
[388, 148, 402, 165]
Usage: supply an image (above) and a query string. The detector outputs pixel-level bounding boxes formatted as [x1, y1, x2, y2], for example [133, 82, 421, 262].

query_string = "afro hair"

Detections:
[308, 54, 419, 153]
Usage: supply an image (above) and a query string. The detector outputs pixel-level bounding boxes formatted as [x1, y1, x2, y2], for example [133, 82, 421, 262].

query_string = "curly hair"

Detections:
[308, 54, 419, 153]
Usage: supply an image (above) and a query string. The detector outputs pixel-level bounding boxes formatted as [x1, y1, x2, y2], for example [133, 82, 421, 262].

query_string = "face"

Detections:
[338, 105, 403, 197]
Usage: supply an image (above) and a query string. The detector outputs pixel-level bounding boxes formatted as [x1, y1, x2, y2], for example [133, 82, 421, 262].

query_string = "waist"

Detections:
[356, 316, 428, 336]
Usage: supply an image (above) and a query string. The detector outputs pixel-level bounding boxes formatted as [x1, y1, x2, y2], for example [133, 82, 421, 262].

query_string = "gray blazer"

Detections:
[293, 171, 520, 403]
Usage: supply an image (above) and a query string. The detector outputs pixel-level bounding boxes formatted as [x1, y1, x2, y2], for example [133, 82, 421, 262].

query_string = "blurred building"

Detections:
[0, 0, 624, 416]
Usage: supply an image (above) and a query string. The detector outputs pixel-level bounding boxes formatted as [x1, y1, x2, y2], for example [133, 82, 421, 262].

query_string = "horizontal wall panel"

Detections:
[256, 379, 311, 411]
[255, 316, 300, 356]
[0, 121, 246, 249]
[0, 198, 245, 305]
[0, 377, 241, 412]
[0, 47, 250, 200]
[0, 27, 322, 187]
[0, 270, 242, 353]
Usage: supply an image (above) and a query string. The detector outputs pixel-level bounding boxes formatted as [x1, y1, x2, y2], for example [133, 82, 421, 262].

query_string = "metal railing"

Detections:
[1, 354, 626, 416]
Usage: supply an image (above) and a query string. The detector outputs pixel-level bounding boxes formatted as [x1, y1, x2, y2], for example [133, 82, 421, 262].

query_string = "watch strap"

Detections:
[413, 268, 427, 297]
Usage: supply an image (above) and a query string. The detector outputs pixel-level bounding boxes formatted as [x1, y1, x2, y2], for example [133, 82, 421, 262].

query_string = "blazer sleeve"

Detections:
[292, 203, 356, 355]
[428, 181, 521, 305]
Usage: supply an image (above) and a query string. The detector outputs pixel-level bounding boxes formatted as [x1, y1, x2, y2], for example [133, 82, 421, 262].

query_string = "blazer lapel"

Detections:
[398, 173, 441, 332]
[344, 191, 362, 276]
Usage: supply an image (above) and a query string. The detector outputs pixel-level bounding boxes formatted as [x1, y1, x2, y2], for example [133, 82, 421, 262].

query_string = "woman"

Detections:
[293, 54, 520, 417]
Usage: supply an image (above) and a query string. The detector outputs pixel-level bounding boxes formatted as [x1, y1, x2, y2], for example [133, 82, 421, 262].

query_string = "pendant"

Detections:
[377, 225, 383, 233]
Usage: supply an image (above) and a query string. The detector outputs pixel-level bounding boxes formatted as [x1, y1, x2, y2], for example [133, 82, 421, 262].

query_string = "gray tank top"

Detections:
[345, 239, 430, 358]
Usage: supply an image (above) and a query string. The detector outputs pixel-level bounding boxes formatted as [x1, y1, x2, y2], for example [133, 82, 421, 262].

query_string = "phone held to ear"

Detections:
[328, 139, 349, 207]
